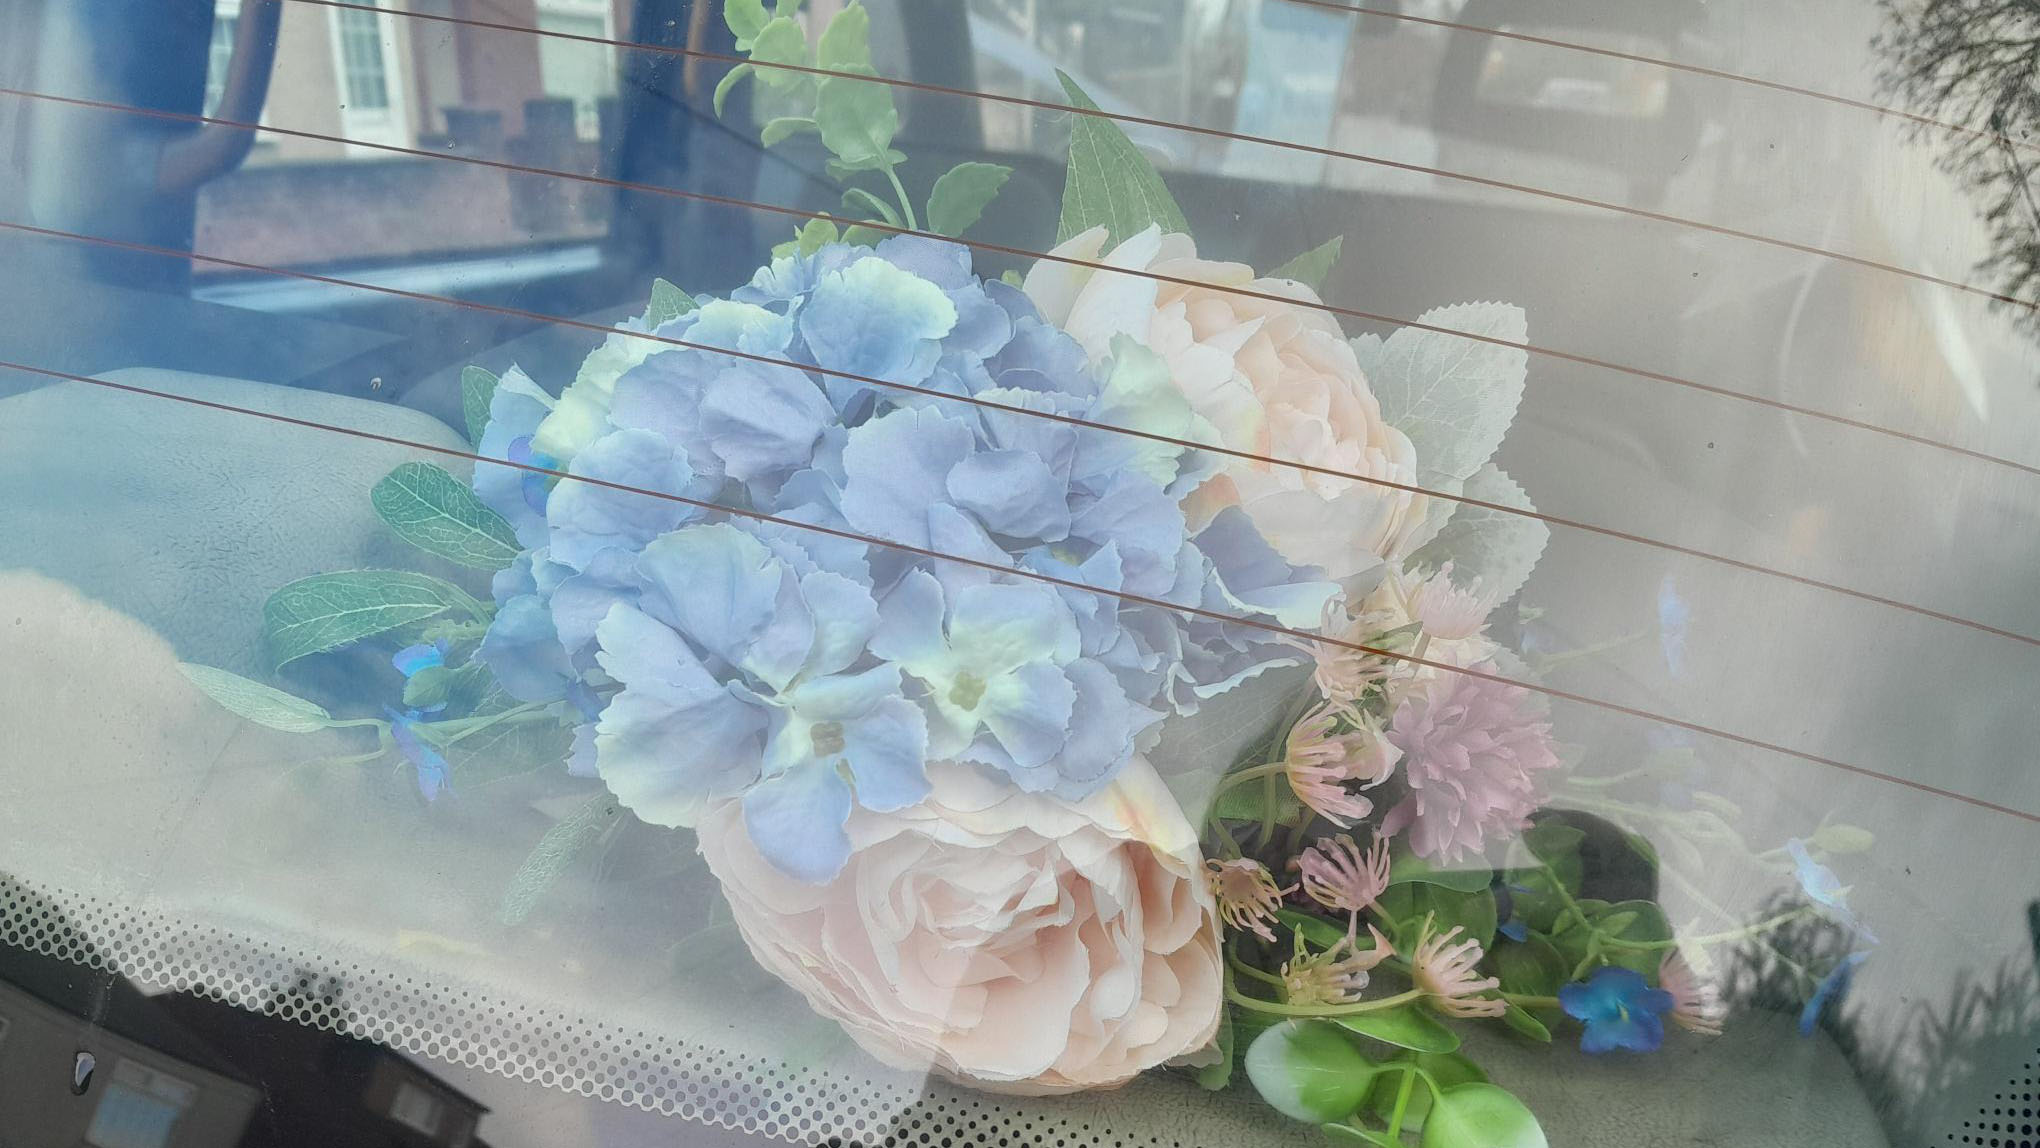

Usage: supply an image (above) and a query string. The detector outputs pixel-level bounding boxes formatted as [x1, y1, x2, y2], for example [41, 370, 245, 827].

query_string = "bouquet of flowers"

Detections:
[170, 3, 1878, 1144]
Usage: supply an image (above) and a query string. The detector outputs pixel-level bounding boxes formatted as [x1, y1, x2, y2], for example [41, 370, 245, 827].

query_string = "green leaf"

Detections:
[371, 462, 521, 570]
[1269, 235, 1344, 290]
[760, 115, 818, 147]
[1812, 823, 1876, 854]
[1592, 899, 1673, 976]
[1334, 1006, 1460, 1054]
[1366, 1054, 1487, 1134]
[641, 278, 696, 330]
[713, 63, 752, 118]
[421, 711, 574, 783]
[1353, 302, 1529, 490]
[1321, 1123, 1392, 1145]
[1378, 884, 1498, 950]
[1388, 850, 1494, 894]
[500, 793, 619, 926]
[176, 663, 334, 733]
[925, 162, 1012, 237]
[1054, 70, 1188, 245]
[1409, 466, 1549, 607]
[775, 217, 841, 259]
[748, 17, 811, 93]
[816, 2, 871, 72]
[1499, 1002, 1553, 1042]
[1212, 777, 1307, 824]
[460, 365, 498, 445]
[1194, 967, 1237, 1090]
[723, 0, 770, 48]
[841, 224, 888, 247]
[772, 0, 800, 15]
[402, 662, 493, 714]
[1244, 1021, 1380, 1124]
[1492, 935, 1567, 998]
[1521, 823, 1586, 888]
[840, 185, 901, 226]
[264, 571, 486, 669]
[1420, 1083, 1548, 1148]
[1275, 908, 1349, 952]
[815, 73, 899, 171]
[1000, 269, 1024, 288]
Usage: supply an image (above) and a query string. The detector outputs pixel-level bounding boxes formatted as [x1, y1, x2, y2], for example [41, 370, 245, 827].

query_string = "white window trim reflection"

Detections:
[326, 1, 410, 151]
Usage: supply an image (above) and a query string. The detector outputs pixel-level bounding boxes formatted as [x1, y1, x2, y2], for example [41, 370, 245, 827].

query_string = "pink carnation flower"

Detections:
[1379, 664, 1558, 863]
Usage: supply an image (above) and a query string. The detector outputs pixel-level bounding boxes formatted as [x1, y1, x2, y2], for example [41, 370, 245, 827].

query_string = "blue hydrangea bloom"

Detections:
[470, 236, 1337, 882]
[1560, 967, 1676, 1054]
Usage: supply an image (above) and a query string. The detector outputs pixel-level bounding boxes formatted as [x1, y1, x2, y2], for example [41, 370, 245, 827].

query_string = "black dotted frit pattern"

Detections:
[1950, 1050, 2039, 1148]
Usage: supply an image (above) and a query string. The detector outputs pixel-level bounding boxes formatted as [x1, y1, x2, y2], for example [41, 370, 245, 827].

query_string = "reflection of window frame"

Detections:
[83, 1059, 198, 1148]
[534, 0, 617, 141]
[204, 0, 242, 115]
[388, 1077, 446, 1136]
[325, 2, 409, 148]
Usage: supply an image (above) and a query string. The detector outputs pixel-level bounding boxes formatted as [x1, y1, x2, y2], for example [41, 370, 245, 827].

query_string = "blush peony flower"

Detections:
[696, 756, 1223, 1095]
[1379, 664, 1559, 863]
[1024, 225, 1429, 582]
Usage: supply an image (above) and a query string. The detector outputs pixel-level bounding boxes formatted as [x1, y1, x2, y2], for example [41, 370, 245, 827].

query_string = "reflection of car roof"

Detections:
[1461, 0, 1707, 37]
[0, 877, 254, 1086]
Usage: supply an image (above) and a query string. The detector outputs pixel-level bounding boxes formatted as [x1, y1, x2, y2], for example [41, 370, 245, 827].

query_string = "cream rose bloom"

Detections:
[1024, 225, 1428, 582]
[696, 756, 1223, 1095]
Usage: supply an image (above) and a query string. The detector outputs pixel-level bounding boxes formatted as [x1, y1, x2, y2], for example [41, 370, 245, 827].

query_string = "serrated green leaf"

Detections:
[1055, 70, 1188, 245]
[713, 63, 752, 118]
[1388, 851, 1494, 894]
[1357, 302, 1529, 490]
[176, 663, 334, 733]
[1334, 1007, 1460, 1054]
[748, 17, 810, 93]
[500, 793, 619, 926]
[371, 462, 521, 570]
[794, 217, 839, 255]
[816, 2, 871, 72]
[1269, 235, 1344, 290]
[264, 571, 486, 669]
[815, 73, 899, 171]
[460, 365, 498, 445]
[724, 0, 769, 48]
[840, 185, 901, 225]
[641, 278, 696, 330]
[1245, 1021, 1380, 1123]
[1410, 465, 1548, 607]
[925, 162, 1011, 237]
[760, 115, 818, 147]
[1420, 1083, 1547, 1148]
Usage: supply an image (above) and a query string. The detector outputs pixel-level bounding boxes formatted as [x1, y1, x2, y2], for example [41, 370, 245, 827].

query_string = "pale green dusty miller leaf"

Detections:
[816, 2, 871, 72]
[841, 224, 887, 247]
[641, 278, 696, 330]
[371, 462, 521, 570]
[264, 571, 485, 669]
[1359, 302, 1528, 489]
[500, 793, 619, 926]
[748, 17, 811, 94]
[1268, 235, 1343, 290]
[713, 64, 752, 118]
[723, 0, 769, 48]
[815, 73, 899, 171]
[840, 185, 900, 225]
[460, 365, 497, 446]
[1409, 465, 1548, 605]
[1055, 71, 1189, 245]
[760, 115, 817, 147]
[177, 663, 333, 733]
[925, 162, 1012, 237]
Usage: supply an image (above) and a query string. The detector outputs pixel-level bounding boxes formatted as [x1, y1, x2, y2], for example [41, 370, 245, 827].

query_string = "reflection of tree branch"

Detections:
[1877, 1, 2040, 337]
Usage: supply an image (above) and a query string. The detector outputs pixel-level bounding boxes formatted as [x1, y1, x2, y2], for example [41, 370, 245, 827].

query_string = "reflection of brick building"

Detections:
[195, 0, 631, 270]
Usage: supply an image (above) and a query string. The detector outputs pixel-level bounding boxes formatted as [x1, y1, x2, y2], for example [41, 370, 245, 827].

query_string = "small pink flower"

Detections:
[1284, 702, 1401, 828]
[1206, 858, 1294, 943]
[1282, 921, 1396, 1007]
[1381, 663, 1559, 863]
[1297, 834, 1393, 917]
[1410, 914, 1505, 1018]
[1660, 949, 1725, 1036]
[1409, 563, 1494, 642]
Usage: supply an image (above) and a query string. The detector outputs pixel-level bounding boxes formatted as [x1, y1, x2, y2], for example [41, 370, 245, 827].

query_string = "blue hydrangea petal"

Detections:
[946, 582, 1080, 673]
[1070, 472, 1187, 599]
[988, 317, 1096, 397]
[473, 366, 556, 547]
[594, 604, 768, 827]
[684, 299, 796, 355]
[1072, 335, 1215, 488]
[1043, 658, 1155, 799]
[491, 550, 538, 605]
[742, 757, 854, 885]
[391, 642, 446, 678]
[977, 659, 1076, 772]
[799, 256, 958, 396]
[477, 595, 574, 702]
[548, 547, 640, 665]
[838, 696, 931, 812]
[870, 570, 948, 666]
[699, 361, 834, 485]
[634, 524, 785, 669]
[567, 721, 598, 778]
[799, 570, 881, 679]
[743, 566, 816, 693]
[605, 352, 724, 488]
[873, 234, 975, 289]
[546, 429, 696, 571]
[945, 449, 1072, 542]
[973, 387, 1083, 478]
[1195, 505, 1342, 629]
[839, 406, 975, 550]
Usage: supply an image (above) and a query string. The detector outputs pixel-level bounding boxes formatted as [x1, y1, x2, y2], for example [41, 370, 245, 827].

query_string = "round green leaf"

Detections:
[1389, 851, 1494, 894]
[1378, 884, 1498, 950]
[1334, 1006, 1461, 1054]
[1245, 1021, 1380, 1123]
[1420, 1083, 1548, 1148]
[1364, 1054, 1487, 1134]
[1493, 935, 1567, 997]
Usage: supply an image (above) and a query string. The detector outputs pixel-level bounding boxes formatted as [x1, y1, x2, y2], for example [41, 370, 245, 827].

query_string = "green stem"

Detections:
[1385, 1066, 1419, 1141]
[1213, 760, 1291, 792]
[1224, 985, 1425, 1018]
[323, 716, 388, 730]
[1598, 908, 1814, 952]
[1501, 993, 1560, 1009]
[882, 164, 918, 231]
[1228, 953, 1287, 990]
[420, 701, 553, 745]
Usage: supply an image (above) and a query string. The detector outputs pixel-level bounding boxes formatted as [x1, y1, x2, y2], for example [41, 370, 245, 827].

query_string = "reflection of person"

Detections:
[1431, 0, 1704, 206]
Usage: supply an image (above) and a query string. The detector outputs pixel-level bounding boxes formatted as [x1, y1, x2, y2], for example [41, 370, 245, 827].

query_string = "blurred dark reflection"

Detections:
[1878, 0, 2040, 335]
